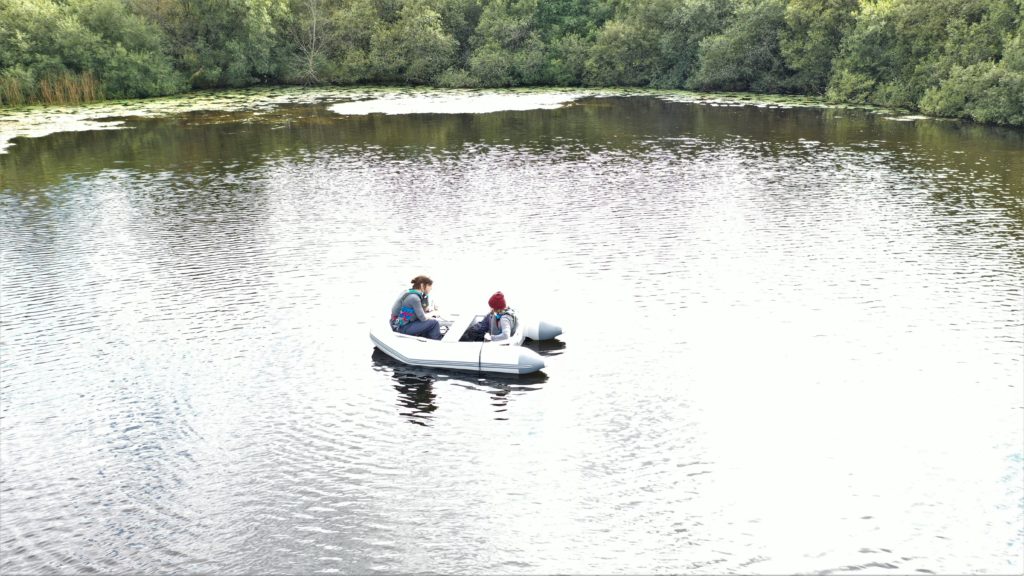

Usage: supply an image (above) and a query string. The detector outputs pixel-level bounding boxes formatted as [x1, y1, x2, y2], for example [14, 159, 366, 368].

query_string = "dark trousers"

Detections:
[398, 319, 442, 340]
[460, 319, 489, 342]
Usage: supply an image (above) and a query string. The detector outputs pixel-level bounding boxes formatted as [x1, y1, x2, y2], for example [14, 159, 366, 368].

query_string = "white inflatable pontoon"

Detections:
[369, 312, 562, 375]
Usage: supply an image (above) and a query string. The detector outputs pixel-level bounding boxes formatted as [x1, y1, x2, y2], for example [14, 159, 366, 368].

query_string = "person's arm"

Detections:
[407, 294, 428, 321]
[424, 297, 438, 316]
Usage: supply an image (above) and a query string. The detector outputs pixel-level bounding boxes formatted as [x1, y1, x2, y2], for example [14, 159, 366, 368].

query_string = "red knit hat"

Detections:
[488, 291, 506, 310]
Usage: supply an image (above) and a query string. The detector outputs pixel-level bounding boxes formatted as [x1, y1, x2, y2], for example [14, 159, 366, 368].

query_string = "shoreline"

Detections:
[0, 84, 977, 155]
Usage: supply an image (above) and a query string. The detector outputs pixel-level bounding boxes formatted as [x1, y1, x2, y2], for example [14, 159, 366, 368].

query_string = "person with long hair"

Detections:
[389, 275, 442, 340]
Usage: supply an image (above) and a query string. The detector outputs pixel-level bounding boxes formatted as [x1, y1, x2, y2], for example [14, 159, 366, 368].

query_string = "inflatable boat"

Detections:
[369, 312, 562, 375]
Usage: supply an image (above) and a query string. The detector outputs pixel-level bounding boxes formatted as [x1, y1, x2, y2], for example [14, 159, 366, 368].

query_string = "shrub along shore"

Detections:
[1, 0, 1022, 126]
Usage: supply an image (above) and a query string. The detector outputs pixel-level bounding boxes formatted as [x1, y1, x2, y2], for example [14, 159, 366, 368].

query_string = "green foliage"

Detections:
[584, 19, 655, 86]
[779, 0, 858, 93]
[535, 0, 616, 41]
[1, 0, 1021, 125]
[0, 0, 183, 101]
[429, 0, 482, 60]
[435, 66, 479, 87]
[71, 0, 184, 97]
[467, 0, 547, 86]
[279, 0, 340, 84]
[828, 0, 1020, 110]
[0, 0, 63, 74]
[370, 0, 458, 83]
[472, 0, 537, 49]
[689, 0, 793, 92]
[585, 0, 736, 87]
[546, 33, 589, 85]
[919, 29, 1024, 125]
[328, 0, 379, 83]
[656, 0, 737, 86]
[467, 44, 514, 85]
[826, 69, 875, 103]
[175, 0, 290, 87]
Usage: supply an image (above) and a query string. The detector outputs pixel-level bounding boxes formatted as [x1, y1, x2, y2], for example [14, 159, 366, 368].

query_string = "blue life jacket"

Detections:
[391, 289, 427, 330]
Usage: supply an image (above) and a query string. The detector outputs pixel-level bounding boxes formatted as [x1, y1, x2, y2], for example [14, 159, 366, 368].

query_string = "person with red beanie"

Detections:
[487, 291, 506, 311]
[461, 291, 518, 342]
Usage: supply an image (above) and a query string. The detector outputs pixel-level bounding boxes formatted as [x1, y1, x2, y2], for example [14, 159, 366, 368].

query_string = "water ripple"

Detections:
[2, 97, 1021, 574]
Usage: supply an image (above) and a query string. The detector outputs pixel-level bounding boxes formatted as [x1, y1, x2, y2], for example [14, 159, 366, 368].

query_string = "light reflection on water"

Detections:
[1, 95, 1022, 574]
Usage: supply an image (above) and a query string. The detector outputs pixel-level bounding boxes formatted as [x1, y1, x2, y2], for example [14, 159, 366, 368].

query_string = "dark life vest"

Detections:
[492, 308, 518, 336]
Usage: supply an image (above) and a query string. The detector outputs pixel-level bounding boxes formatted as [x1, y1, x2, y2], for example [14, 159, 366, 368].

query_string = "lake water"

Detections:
[1, 90, 1022, 574]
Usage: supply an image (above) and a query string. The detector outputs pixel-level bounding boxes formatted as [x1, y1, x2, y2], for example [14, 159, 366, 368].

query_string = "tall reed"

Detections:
[16, 72, 104, 106]
[0, 76, 25, 106]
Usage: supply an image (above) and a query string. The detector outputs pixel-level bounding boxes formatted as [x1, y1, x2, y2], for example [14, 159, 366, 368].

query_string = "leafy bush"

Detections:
[468, 43, 515, 86]
[828, 0, 1019, 113]
[369, 0, 458, 83]
[779, 0, 859, 94]
[435, 67, 479, 87]
[0, 0, 1020, 125]
[467, 0, 548, 86]
[546, 33, 590, 85]
[584, 0, 735, 88]
[920, 32, 1024, 125]
[584, 19, 656, 86]
[689, 0, 793, 92]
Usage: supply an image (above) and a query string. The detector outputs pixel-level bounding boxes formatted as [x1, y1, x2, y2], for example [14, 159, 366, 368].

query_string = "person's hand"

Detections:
[483, 333, 492, 342]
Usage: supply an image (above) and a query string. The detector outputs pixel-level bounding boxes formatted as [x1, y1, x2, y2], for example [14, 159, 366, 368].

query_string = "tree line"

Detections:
[1, 0, 1021, 126]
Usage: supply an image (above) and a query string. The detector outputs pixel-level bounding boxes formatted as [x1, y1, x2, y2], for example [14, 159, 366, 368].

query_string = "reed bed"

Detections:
[0, 76, 25, 106]
[0, 72, 103, 106]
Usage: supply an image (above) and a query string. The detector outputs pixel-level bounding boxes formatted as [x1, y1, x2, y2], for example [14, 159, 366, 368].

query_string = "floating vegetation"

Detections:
[0, 85, 912, 154]
[0, 85, 375, 153]
[328, 90, 588, 115]
[882, 115, 936, 122]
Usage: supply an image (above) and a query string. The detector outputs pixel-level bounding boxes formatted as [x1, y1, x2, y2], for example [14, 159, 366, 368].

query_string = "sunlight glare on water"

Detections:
[1, 92, 1022, 574]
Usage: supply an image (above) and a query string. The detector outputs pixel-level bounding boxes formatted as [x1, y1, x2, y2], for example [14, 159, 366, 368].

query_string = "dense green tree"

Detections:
[828, 0, 1018, 109]
[468, 0, 546, 86]
[656, 0, 736, 86]
[1, 0, 68, 74]
[430, 0, 482, 63]
[779, 0, 858, 93]
[535, 0, 616, 41]
[534, 0, 615, 84]
[919, 17, 1024, 125]
[546, 32, 590, 85]
[584, 19, 656, 86]
[1, 0, 63, 103]
[162, 0, 289, 87]
[584, 0, 735, 87]
[0, 0, 182, 102]
[328, 0, 378, 83]
[282, 0, 339, 84]
[689, 0, 792, 92]
[71, 0, 184, 97]
[2, 0, 1022, 125]
[369, 0, 458, 83]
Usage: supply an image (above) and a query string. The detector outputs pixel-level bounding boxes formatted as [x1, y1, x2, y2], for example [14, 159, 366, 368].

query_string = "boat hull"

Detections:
[370, 325, 545, 375]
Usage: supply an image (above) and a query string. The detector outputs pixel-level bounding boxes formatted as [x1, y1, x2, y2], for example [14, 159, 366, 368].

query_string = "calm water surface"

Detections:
[1, 92, 1022, 574]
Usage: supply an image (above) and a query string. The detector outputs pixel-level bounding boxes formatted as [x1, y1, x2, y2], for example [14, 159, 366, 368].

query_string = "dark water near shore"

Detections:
[2, 92, 1022, 574]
